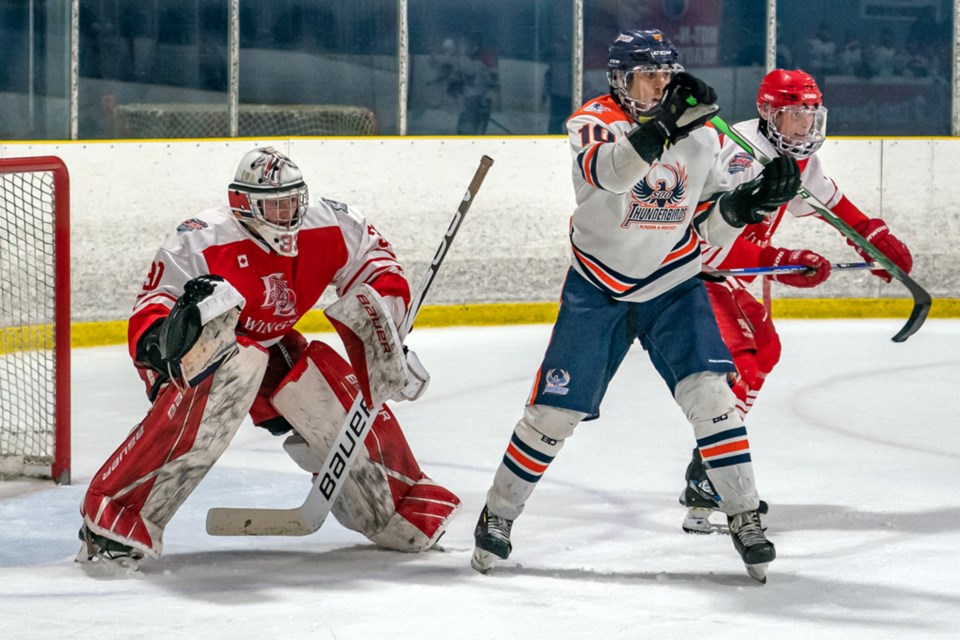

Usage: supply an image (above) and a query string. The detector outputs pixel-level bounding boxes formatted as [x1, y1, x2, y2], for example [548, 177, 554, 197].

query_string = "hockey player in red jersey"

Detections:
[471, 29, 803, 583]
[77, 147, 460, 566]
[678, 69, 914, 534]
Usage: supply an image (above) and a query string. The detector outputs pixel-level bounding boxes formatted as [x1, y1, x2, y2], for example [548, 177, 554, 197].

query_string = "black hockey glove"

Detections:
[158, 275, 226, 381]
[718, 156, 801, 228]
[627, 72, 720, 163]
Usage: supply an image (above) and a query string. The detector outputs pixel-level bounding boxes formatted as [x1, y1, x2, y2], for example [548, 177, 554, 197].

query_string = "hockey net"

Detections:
[114, 104, 378, 138]
[0, 157, 70, 484]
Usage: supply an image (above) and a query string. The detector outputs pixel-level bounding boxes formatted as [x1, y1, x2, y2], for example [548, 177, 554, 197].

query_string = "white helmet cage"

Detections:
[228, 147, 309, 256]
[759, 104, 828, 159]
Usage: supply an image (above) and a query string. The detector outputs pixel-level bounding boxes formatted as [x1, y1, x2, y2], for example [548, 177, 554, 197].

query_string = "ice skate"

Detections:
[728, 510, 775, 583]
[471, 505, 513, 574]
[680, 448, 767, 534]
[76, 525, 144, 570]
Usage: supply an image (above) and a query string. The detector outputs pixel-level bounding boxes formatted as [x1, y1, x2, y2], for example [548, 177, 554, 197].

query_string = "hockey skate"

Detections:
[728, 510, 776, 583]
[471, 505, 513, 574]
[680, 448, 767, 535]
[76, 525, 144, 570]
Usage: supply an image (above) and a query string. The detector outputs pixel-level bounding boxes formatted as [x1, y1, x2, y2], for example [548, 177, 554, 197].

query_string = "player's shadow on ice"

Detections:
[138, 544, 465, 601]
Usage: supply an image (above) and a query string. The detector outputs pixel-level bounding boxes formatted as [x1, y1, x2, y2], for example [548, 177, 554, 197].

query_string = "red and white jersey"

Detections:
[700, 118, 863, 284]
[566, 94, 740, 302]
[129, 198, 409, 360]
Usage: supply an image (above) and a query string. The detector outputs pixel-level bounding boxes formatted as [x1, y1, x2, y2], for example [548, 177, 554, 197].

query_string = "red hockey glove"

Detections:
[848, 218, 913, 283]
[758, 246, 832, 288]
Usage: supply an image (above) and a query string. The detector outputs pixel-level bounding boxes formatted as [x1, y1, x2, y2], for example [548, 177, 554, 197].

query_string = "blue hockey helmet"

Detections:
[607, 29, 684, 118]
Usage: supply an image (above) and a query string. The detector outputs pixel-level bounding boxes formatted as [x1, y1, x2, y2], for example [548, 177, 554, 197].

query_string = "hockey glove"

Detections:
[627, 72, 719, 163]
[759, 246, 832, 288]
[719, 156, 801, 228]
[848, 218, 913, 283]
[392, 347, 430, 402]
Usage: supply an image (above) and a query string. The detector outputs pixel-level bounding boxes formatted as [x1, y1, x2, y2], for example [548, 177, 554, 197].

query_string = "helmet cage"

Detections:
[608, 63, 684, 119]
[228, 182, 309, 257]
[759, 104, 828, 159]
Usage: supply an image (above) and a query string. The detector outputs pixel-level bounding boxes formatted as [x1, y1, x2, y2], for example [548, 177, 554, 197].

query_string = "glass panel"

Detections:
[239, 0, 397, 135]
[582, 0, 765, 126]
[0, 1, 70, 140]
[78, 0, 229, 139]
[408, 0, 571, 135]
[780, 0, 952, 135]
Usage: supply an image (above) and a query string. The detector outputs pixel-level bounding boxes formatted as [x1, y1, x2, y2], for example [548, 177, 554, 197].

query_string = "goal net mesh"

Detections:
[115, 104, 378, 138]
[0, 169, 59, 478]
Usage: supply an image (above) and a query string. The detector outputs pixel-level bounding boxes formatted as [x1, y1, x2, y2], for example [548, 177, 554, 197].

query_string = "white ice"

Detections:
[2, 320, 960, 639]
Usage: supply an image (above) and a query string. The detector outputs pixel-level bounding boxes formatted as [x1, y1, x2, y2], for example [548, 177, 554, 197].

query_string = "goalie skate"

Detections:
[76, 525, 144, 571]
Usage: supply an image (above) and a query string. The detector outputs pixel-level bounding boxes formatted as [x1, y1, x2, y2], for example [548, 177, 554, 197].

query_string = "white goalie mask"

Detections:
[228, 147, 309, 257]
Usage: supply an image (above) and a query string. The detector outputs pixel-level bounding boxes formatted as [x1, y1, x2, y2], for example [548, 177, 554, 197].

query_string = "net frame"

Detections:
[0, 156, 70, 484]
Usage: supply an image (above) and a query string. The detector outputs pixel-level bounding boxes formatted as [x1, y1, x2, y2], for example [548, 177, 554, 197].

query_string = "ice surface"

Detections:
[1, 320, 959, 639]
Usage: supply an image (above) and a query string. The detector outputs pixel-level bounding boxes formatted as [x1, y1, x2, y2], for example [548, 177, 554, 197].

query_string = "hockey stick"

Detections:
[706, 112, 931, 342]
[206, 155, 495, 536]
[713, 261, 874, 277]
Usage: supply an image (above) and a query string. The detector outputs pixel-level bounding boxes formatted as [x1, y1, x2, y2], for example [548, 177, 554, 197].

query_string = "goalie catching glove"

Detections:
[136, 275, 246, 392]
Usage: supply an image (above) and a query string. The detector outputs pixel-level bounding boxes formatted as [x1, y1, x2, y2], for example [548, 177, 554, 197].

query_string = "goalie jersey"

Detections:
[128, 198, 410, 360]
[566, 94, 741, 302]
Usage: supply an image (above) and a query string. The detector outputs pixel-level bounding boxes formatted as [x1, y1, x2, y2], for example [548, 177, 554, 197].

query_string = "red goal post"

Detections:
[0, 156, 70, 484]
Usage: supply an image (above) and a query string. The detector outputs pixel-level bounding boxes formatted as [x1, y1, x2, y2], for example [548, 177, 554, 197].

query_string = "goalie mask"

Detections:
[228, 147, 309, 257]
[757, 69, 828, 159]
[607, 29, 684, 121]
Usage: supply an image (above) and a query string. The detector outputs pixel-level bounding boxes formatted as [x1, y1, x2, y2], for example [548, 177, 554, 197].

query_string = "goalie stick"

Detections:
[206, 155, 495, 536]
[705, 110, 931, 342]
[713, 261, 874, 277]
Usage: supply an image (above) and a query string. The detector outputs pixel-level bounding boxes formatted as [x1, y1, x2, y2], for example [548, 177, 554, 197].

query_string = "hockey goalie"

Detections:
[77, 147, 460, 566]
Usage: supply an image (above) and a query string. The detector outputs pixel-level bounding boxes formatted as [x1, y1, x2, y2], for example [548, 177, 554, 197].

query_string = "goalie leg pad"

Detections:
[324, 284, 407, 408]
[272, 341, 460, 550]
[674, 371, 759, 515]
[81, 343, 267, 558]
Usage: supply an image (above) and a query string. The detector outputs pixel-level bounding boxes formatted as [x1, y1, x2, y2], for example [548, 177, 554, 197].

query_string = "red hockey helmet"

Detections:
[756, 69, 827, 159]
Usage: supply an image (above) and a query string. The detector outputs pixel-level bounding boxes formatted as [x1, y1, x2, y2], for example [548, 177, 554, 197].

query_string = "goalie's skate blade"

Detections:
[471, 548, 499, 574]
[745, 562, 768, 584]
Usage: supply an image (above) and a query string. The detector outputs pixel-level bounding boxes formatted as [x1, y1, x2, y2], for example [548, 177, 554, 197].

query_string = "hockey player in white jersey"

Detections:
[678, 68, 914, 534]
[471, 29, 802, 583]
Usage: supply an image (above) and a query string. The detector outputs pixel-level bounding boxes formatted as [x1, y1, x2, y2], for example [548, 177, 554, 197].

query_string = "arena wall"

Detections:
[1, 137, 956, 337]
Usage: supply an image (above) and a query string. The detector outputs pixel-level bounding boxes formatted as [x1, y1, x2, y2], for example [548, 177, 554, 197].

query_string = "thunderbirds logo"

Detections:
[260, 273, 297, 317]
[544, 369, 571, 396]
[623, 163, 688, 229]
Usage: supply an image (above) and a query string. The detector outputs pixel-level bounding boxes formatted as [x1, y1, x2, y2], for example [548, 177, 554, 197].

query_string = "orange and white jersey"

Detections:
[566, 94, 740, 302]
[128, 198, 409, 360]
[700, 118, 849, 281]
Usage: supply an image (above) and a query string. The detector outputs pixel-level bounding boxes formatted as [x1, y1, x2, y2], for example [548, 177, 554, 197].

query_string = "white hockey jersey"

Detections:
[566, 94, 741, 302]
[129, 198, 409, 359]
[700, 118, 853, 279]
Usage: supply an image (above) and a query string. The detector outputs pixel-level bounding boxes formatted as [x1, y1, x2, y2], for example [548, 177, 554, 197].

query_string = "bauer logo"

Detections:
[544, 368, 571, 395]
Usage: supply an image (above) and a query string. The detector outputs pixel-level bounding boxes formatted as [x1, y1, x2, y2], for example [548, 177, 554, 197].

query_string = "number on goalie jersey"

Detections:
[78, 146, 459, 565]
[678, 69, 915, 535]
